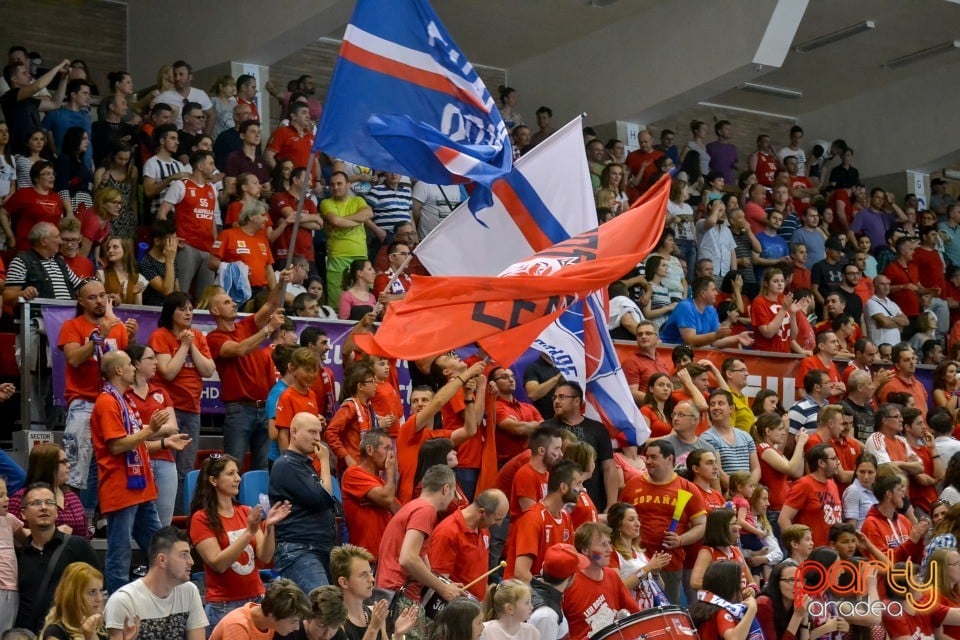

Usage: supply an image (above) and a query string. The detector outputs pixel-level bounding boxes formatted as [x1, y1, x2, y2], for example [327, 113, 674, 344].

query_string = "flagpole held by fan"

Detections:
[281, 150, 319, 301]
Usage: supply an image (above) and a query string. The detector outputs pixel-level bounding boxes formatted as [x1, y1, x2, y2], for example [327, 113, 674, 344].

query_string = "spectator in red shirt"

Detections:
[341, 429, 400, 560]
[491, 366, 543, 465]
[622, 319, 671, 406]
[189, 454, 291, 629]
[0, 160, 62, 251]
[90, 349, 167, 593]
[777, 444, 843, 546]
[625, 130, 664, 196]
[689, 561, 758, 640]
[884, 236, 927, 321]
[206, 268, 292, 470]
[326, 362, 378, 470]
[264, 102, 314, 173]
[57, 216, 94, 278]
[372, 241, 413, 304]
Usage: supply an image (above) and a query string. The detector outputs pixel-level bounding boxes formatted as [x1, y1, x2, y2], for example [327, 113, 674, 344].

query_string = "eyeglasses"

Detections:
[60, 237, 80, 245]
[26, 499, 58, 508]
[780, 578, 796, 584]
[673, 413, 697, 419]
[390, 251, 411, 257]
[728, 368, 748, 373]
[823, 456, 839, 461]
[362, 379, 377, 385]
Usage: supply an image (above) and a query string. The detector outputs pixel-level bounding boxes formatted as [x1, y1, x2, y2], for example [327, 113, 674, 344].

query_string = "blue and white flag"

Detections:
[416, 117, 650, 447]
[315, 0, 511, 207]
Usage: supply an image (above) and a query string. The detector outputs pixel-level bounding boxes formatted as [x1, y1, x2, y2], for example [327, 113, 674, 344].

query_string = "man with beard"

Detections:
[506, 460, 582, 582]
[620, 441, 706, 604]
[58, 278, 136, 528]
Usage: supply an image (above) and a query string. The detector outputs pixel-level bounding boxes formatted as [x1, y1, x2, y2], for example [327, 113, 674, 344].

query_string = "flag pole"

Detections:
[281, 151, 319, 301]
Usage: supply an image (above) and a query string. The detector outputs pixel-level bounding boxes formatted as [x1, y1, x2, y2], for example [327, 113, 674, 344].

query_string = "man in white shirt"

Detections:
[153, 60, 214, 133]
[865, 275, 910, 346]
[411, 182, 464, 238]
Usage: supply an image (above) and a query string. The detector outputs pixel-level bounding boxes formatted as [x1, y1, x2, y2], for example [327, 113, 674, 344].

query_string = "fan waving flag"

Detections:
[315, 0, 511, 206]
[371, 176, 670, 371]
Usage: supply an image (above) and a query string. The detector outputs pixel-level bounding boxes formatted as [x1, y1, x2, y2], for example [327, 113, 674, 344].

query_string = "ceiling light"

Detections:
[697, 102, 797, 122]
[882, 40, 960, 69]
[794, 20, 875, 53]
[741, 82, 803, 99]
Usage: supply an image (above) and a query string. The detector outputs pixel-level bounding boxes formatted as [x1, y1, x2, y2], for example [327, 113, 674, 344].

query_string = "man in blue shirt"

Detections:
[659, 277, 754, 349]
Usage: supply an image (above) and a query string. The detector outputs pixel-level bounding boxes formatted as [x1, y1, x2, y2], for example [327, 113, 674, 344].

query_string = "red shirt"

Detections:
[3, 187, 63, 251]
[619, 473, 706, 572]
[268, 191, 316, 261]
[570, 489, 599, 530]
[686, 483, 727, 570]
[744, 201, 768, 234]
[754, 151, 779, 187]
[909, 445, 938, 515]
[509, 463, 548, 519]
[751, 294, 792, 353]
[266, 125, 314, 169]
[640, 405, 671, 438]
[795, 355, 841, 394]
[790, 264, 812, 293]
[90, 392, 157, 514]
[396, 414, 453, 504]
[428, 509, 490, 601]
[884, 260, 921, 317]
[373, 269, 413, 299]
[914, 246, 946, 293]
[622, 350, 671, 394]
[124, 383, 174, 463]
[442, 389, 482, 469]
[790, 176, 815, 203]
[375, 497, 437, 601]
[58, 316, 129, 404]
[190, 506, 265, 602]
[504, 502, 574, 580]
[62, 253, 95, 278]
[215, 227, 274, 288]
[326, 397, 376, 466]
[496, 450, 532, 497]
[207, 315, 275, 403]
[274, 386, 318, 429]
[882, 375, 929, 420]
[79, 207, 111, 248]
[562, 568, 640, 640]
[494, 397, 543, 463]
[757, 442, 791, 510]
[372, 381, 404, 438]
[148, 327, 211, 414]
[169, 179, 217, 252]
[624, 148, 664, 193]
[341, 464, 393, 560]
[698, 609, 739, 640]
[782, 474, 842, 546]
[310, 366, 337, 421]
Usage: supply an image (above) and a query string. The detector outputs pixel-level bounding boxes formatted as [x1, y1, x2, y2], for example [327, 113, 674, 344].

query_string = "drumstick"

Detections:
[462, 561, 506, 591]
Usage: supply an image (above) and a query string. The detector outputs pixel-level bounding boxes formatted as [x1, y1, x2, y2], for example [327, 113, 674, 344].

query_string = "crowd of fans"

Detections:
[2, 41, 960, 640]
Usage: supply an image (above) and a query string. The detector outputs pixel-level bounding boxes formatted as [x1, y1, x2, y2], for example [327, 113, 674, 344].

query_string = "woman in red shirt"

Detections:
[755, 412, 807, 517]
[189, 454, 291, 630]
[690, 508, 758, 599]
[124, 342, 190, 526]
[751, 268, 799, 353]
[689, 560, 758, 640]
[639, 373, 673, 438]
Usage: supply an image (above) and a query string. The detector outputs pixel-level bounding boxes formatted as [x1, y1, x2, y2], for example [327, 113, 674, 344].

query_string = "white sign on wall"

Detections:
[906, 170, 929, 210]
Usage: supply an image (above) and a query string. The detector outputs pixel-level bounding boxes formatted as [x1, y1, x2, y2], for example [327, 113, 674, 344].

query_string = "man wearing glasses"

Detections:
[864, 403, 925, 478]
[175, 101, 206, 164]
[622, 320, 671, 406]
[372, 241, 413, 304]
[373, 222, 429, 277]
[16, 482, 98, 632]
[720, 357, 754, 433]
[778, 443, 843, 546]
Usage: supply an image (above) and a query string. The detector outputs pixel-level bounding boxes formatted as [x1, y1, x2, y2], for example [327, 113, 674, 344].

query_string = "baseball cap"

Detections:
[541, 544, 590, 579]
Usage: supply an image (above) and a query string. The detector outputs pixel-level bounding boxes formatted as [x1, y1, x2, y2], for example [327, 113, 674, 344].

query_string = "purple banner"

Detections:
[39, 302, 541, 414]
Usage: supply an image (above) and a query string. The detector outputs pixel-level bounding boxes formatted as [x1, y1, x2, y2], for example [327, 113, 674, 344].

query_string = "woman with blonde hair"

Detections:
[41, 561, 138, 640]
[92, 141, 138, 241]
[79, 186, 122, 261]
[97, 236, 147, 305]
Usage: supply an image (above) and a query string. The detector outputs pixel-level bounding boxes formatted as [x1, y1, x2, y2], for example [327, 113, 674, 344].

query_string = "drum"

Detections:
[590, 607, 699, 640]
[421, 576, 479, 619]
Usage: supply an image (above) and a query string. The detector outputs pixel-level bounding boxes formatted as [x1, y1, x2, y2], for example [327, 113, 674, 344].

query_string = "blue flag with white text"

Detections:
[315, 0, 512, 205]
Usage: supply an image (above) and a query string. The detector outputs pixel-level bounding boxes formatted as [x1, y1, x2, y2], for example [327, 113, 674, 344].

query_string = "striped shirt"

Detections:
[365, 184, 413, 233]
[5, 254, 81, 299]
[787, 396, 824, 436]
[700, 426, 756, 475]
[143, 155, 190, 214]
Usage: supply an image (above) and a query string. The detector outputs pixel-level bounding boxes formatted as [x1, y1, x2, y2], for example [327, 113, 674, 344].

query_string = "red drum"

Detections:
[421, 576, 479, 619]
[590, 607, 699, 640]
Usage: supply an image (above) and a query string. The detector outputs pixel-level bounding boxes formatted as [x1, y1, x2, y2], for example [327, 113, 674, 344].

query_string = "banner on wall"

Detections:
[38, 300, 934, 416]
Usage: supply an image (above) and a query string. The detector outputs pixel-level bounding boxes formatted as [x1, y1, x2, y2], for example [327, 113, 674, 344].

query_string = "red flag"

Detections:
[369, 175, 670, 364]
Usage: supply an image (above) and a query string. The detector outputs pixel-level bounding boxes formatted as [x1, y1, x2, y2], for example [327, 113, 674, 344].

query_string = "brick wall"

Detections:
[0, 0, 126, 97]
